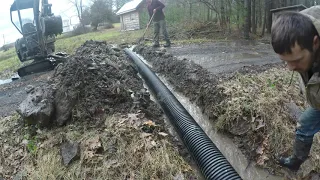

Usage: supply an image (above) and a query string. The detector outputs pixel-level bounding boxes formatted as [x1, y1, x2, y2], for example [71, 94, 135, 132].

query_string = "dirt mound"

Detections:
[134, 45, 225, 120]
[134, 45, 320, 178]
[1, 41, 199, 179]
[18, 41, 162, 127]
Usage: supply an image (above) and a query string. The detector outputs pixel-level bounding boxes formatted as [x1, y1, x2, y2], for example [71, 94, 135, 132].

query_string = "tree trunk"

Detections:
[252, 0, 256, 34]
[220, 0, 226, 29]
[237, 0, 241, 30]
[189, 2, 192, 20]
[227, 0, 232, 33]
[259, 0, 262, 28]
[289, 0, 293, 5]
[244, 0, 250, 39]
[262, 4, 267, 36]
[248, 0, 252, 32]
[266, 0, 273, 34]
[304, 0, 311, 7]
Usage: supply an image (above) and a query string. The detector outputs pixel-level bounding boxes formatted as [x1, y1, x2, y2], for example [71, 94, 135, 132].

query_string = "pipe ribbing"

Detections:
[124, 48, 242, 180]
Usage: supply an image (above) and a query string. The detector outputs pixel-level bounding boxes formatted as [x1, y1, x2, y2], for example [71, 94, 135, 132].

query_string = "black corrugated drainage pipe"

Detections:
[124, 48, 242, 180]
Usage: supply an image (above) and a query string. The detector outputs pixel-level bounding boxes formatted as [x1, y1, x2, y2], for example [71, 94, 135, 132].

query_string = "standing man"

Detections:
[271, 6, 320, 171]
[146, 0, 171, 47]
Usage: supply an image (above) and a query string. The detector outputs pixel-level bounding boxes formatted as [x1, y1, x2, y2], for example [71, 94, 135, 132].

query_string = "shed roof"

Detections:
[270, 4, 307, 13]
[116, 0, 144, 15]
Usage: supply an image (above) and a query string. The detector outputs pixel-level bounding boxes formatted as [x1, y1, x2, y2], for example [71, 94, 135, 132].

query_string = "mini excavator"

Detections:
[10, 0, 66, 77]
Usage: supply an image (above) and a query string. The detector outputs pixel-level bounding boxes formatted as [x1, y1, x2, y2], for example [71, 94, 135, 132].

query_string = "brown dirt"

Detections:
[133, 45, 319, 178]
[0, 41, 198, 179]
[134, 45, 225, 121]
[18, 41, 162, 127]
[54, 40, 160, 124]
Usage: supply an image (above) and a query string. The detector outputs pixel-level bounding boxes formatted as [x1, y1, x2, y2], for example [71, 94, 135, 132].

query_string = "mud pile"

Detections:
[18, 41, 162, 127]
[133, 45, 320, 177]
[1, 41, 199, 179]
[134, 45, 225, 119]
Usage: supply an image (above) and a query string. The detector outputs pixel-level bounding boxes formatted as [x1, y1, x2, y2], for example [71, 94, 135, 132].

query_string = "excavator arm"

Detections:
[10, 0, 65, 77]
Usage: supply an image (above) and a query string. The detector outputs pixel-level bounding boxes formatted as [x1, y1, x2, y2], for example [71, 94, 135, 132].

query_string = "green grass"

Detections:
[0, 48, 16, 61]
[0, 22, 223, 78]
[0, 56, 20, 72]
[0, 23, 144, 78]
[56, 23, 144, 54]
[0, 48, 21, 77]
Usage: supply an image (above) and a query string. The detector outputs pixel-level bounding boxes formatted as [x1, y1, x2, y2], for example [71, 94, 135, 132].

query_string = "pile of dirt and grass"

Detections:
[134, 45, 224, 120]
[134, 45, 320, 178]
[18, 40, 162, 127]
[0, 41, 198, 179]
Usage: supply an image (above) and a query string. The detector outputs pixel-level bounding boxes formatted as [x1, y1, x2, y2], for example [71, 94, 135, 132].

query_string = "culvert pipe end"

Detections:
[124, 48, 242, 180]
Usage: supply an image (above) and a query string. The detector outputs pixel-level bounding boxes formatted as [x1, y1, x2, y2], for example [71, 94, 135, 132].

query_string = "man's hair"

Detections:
[271, 12, 319, 54]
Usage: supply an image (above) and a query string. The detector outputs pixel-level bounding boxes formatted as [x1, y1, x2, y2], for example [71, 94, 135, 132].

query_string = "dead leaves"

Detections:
[142, 120, 157, 133]
[256, 136, 270, 166]
[251, 116, 265, 131]
[83, 136, 103, 161]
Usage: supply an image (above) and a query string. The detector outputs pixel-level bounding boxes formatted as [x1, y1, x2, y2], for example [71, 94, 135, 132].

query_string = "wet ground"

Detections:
[0, 40, 280, 118]
[0, 72, 52, 118]
[0, 40, 300, 179]
[168, 41, 280, 74]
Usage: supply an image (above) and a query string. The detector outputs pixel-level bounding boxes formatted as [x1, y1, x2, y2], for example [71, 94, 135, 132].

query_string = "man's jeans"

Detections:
[153, 20, 170, 44]
[296, 107, 320, 143]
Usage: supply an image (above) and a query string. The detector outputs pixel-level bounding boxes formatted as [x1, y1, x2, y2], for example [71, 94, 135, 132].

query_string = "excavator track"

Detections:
[17, 53, 67, 77]
[18, 60, 54, 77]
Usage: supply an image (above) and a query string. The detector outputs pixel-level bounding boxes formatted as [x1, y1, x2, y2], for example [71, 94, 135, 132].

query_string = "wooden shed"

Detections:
[116, 0, 144, 31]
[271, 4, 307, 22]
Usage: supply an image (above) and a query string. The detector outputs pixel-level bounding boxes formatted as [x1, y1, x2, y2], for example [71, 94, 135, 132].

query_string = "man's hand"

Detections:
[153, 9, 157, 14]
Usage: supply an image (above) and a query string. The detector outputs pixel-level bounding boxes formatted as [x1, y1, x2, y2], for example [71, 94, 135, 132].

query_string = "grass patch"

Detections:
[0, 56, 20, 72]
[55, 23, 144, 54]
[0, 23, 145, 77]
[0, 114, 197, 179]
[215, 67, 320, 175]
[0, 48, 21, 77]
[0, 21, 233, 77]
[0, 48, 16, 62]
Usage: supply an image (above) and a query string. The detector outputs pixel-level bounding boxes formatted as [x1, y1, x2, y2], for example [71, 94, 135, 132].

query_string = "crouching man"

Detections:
[271, 6, 320, 171]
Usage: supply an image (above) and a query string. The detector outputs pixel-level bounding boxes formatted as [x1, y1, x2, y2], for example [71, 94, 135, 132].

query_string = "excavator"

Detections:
[10, 0, 65, 77]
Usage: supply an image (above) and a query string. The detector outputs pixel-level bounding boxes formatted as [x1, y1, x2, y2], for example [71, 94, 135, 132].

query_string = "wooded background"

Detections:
[74, 0, 320, 38]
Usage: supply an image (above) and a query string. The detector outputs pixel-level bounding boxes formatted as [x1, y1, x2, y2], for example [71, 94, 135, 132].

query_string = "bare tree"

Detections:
[252, 0, 256, 34]
[261, 0, 267, 36]
[68, 0, 84, 24]
[90, 0, 115, 30]
[197, 0, 229, 28]
[244, 0, 250, 39]
[266, 0, 273, 34]
[115, 0, 131, 11]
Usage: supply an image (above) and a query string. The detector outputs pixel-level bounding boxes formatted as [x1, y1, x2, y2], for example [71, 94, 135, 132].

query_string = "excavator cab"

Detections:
[10, 0, 64, 76]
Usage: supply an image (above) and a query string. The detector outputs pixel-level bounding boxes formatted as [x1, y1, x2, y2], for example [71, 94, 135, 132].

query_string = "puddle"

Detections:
[134, 51, 283, 180]
[0, 79, 12, 85]
[235, 52, 261, 59]
[0, 74, 20, 85]
[217, 40, 265, 47]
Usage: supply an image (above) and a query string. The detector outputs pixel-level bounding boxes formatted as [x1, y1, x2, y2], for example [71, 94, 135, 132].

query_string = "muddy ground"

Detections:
[0, 40, 280, 118]
[0, 40, 293, 179]
[0, 41, 199, 179]
[0, 72, 52, 118]
[167, 40, 281, 75]
[133, 44, 320, 179]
